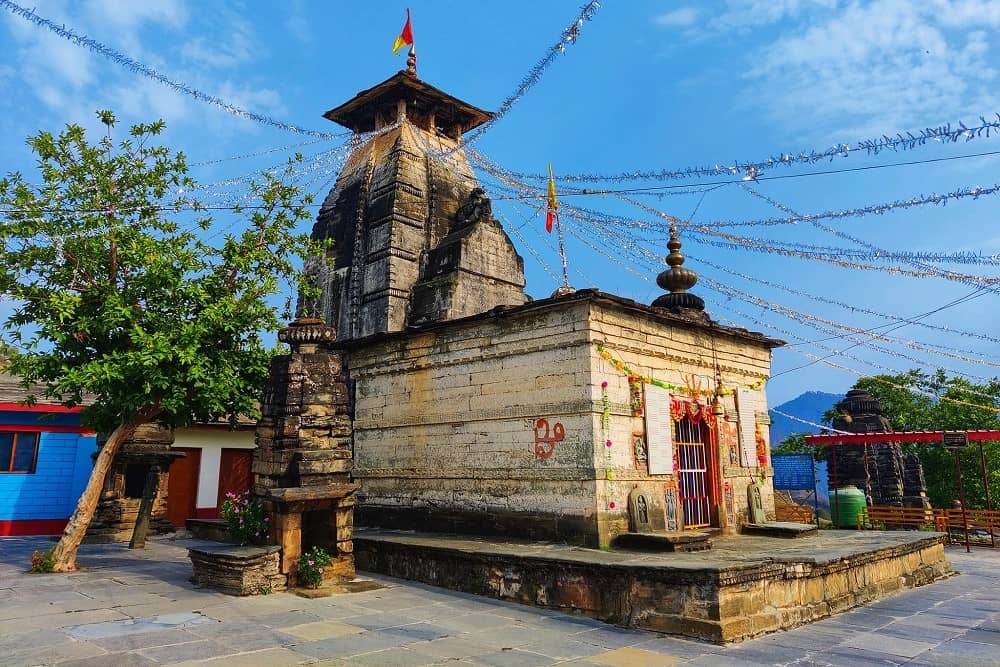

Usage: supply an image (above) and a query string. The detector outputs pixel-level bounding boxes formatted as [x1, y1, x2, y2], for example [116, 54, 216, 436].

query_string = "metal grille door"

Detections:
[676, 418, 710, 528]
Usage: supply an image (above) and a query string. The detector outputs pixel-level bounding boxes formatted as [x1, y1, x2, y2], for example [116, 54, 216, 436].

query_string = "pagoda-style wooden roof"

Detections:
[324, 72, 493, 134]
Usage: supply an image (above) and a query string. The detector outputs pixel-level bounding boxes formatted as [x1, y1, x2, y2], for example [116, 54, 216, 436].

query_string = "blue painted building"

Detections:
[0, 384, 97, 535]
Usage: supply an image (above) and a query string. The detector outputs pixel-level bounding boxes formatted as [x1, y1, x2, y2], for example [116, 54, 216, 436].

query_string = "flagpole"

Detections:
[554, 215, 571, 290]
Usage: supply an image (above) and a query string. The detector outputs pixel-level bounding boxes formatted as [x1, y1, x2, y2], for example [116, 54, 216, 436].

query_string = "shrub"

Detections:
[297, 546, 332, 588]
[29, 548, 55, 573]
[220, 492, 268, 545]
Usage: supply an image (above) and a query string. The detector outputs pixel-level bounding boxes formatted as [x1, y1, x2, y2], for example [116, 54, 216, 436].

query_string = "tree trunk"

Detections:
[49, 407, 160, 572]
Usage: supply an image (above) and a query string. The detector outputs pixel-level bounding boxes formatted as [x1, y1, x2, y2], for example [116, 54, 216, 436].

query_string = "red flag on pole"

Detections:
[546, 163, 558, 233]
[393, 9, 414, 54]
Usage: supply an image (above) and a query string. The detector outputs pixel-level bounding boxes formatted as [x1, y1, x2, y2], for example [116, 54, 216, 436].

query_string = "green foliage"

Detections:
[28, 548, 55, 573]
[774, 432, 829, 462]
[220, 491, 268, 546]
[297, 546, 332, 589]
[0, 111, 326, 433]
[849, 370, 1000, 509]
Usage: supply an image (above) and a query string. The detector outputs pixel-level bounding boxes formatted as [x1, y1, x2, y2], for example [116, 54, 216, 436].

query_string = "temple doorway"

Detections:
[676, 416, 718, 528]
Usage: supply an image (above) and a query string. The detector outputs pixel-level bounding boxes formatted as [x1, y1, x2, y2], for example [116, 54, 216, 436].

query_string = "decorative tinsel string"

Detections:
[616, 195, 1000, 286]
[504, 116, 1000, 184]
[470, 149, 1000, 270]
[0, 0, 338, 139]
[189, 136, 346, 167]
[565, 198, 993, 284]
[499, 212, 561, 285]
[768, 407, 851, 435]
[556, 209, 1000, 368]
[440, 1, 602, 154]
[687, 252, 1000, 346]
[737, 183, 995, 296]
[712, 181, 1000, 228]
[701, 276, 1000, 370]
[471, 144, 1000, 236]
[758, 329, 1000, 415]
[712, 298, 997, 390]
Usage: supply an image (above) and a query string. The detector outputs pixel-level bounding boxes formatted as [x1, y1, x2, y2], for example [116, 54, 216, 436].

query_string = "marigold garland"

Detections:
[596, 344, 767, 396]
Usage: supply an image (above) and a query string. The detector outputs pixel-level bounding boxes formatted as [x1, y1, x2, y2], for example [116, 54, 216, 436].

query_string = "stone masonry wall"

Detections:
[350, 292, 780, 547]
[350, 300, 600, 543]
[590, 300, 777, 543]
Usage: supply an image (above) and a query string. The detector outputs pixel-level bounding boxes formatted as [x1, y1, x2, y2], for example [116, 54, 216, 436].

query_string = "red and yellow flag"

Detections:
[545, 163, 558, 233]
[393, 9, 414, 55]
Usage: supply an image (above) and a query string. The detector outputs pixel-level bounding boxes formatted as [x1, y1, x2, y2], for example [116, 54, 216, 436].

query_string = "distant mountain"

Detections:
[768, 391, 842, 445]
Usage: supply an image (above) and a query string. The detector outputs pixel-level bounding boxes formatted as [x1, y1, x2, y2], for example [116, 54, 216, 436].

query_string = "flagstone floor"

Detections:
[1, 535, 999, 666]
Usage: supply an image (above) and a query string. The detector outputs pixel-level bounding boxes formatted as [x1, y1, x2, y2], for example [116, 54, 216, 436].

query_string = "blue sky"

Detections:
[1, 1, 998, 410]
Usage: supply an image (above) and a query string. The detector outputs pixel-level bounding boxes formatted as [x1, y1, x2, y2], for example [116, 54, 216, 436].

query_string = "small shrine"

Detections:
[251, 318, 358, 585]
[85, 424, 181, 543]
[830, 389, 930, 508]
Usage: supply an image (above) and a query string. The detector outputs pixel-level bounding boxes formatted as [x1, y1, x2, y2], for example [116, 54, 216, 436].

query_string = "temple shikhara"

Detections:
[236, 59, 951, 641]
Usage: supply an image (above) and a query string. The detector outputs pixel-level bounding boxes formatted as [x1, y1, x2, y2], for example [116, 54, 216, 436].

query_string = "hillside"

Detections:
[768, 391, 842, 445]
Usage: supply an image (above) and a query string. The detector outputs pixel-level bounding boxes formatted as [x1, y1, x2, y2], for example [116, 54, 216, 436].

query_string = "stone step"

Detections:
[611, 530, 712, 552]
[742, 521, 818, 538]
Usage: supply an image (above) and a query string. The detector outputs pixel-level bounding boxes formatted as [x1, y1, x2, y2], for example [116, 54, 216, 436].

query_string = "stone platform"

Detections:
[354, 528, 952, 643]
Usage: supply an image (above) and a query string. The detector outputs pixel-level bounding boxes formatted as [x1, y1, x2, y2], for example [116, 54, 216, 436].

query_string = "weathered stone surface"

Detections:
[188, 544, 287, 596]
[85, 425, 179, 543]
[354, 528, 951, 644]
[349, 290, 781, 547]
[252, 318, 358, 588]
[308, 113, 526, 340]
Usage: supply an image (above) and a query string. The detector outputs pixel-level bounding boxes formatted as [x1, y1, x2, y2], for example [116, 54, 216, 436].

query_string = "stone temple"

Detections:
[250, 64, 951, 641]
[300, 63, 784, 547]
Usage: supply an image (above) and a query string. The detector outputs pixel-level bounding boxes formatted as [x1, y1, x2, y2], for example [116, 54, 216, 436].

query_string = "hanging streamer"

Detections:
[0, 0, 338, 138]
[595, 344, 766, 396]
[456, 1, 602, 149]
[503, 116, 1000, 183]
[688, 252, 1000, 346]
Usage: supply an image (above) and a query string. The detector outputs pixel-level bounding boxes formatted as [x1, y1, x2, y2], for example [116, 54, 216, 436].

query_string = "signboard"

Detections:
[736, 388, 758, 467]
[772, 454, 816, 491]
[942, 431, 969, 448]
[644, 384, 674, 475]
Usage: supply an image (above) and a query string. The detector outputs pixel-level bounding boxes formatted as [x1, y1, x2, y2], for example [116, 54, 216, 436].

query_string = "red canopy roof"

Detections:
[805, 430, 1000, 446]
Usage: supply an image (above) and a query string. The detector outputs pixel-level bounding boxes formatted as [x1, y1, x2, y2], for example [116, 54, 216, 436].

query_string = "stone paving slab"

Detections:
[0, 535, 998, 665]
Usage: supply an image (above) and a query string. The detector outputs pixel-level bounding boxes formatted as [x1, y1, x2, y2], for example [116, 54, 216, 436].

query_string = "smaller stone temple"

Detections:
[830, 388, 930, 508]
[252, 319, 358, 584]
[85, 425, 180, 543]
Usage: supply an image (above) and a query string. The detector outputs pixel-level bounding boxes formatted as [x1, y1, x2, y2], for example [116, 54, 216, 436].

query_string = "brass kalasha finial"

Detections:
[651, 222, 705, 313]
[656, 223, 698, 294]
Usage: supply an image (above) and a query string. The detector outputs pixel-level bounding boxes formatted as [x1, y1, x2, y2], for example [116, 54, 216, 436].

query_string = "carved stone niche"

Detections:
[627, 487, 667, 533]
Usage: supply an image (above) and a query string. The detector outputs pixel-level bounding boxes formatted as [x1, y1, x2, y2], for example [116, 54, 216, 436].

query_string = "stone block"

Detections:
[188, 544, 287, 596]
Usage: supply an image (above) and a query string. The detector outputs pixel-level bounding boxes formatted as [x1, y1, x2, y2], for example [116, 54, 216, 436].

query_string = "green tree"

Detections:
[849, 370, 1000, 509]
[0, 112, 322, 571]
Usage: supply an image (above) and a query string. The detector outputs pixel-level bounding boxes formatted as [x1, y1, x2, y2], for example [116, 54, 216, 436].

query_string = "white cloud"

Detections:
[85, 0, 187, 31]
[179, 7, 258, 70]
[708, 0, 839, 32]
[654, 0, 1000, 140]
[285, 0, 313, 44]
[654, 7, 699, 27]
[743, 0, 1000, 137]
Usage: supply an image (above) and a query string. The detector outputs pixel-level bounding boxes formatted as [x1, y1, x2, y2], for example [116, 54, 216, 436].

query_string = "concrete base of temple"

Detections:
[354, 528, 952, 644]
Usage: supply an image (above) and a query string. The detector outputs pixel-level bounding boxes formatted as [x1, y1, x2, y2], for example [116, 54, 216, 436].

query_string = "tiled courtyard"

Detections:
[1, 536, 999, 666]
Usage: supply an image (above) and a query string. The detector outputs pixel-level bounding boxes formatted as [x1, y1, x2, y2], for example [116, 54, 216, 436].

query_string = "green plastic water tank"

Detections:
[831, 486, 868, 528]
